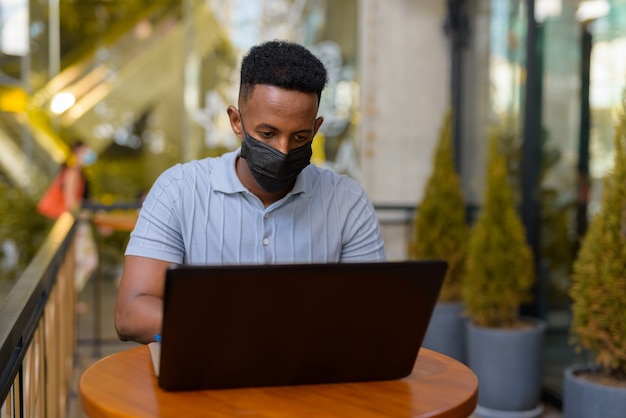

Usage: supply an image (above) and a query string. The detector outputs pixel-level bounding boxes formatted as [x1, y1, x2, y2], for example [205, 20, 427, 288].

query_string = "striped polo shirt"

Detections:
[125, 149, 386, 265]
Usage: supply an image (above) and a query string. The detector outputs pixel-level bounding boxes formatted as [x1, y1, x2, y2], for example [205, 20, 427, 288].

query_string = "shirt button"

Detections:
[264, 213, 269, 219]
[263, 238, 270, 246]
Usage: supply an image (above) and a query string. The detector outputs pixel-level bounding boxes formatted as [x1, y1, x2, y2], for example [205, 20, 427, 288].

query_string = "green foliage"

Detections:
[0, 182, 54, 282]
[500, 125, 576, 282]
[89, 146, 155, 203]
[409, 110, 469, 302]
[462, 129, 535, 328]
[570, 99, 626, 379]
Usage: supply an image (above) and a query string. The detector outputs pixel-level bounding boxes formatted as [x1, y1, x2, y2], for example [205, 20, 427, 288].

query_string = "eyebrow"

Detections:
[255, 123, 313, 135]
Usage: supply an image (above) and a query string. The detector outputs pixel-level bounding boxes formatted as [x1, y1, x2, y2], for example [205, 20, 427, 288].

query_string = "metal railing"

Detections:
[373, 204, 416, 261]
[0, 213, 77, 417]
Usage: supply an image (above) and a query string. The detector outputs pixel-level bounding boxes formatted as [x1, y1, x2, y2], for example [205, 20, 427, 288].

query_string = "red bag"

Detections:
[37, 170, 67, 220]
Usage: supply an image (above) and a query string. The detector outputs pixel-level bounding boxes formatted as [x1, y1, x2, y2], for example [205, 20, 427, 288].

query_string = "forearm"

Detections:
[115, 294, 163, 344]
[63, 168, 82, 211]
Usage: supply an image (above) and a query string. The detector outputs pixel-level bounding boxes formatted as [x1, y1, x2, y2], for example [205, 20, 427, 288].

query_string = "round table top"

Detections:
[80, 346, 477, 418]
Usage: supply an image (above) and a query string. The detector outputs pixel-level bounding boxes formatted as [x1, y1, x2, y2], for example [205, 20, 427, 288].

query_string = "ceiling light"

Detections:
[50, 92, 76, 114]
[576, 0, 610, 22]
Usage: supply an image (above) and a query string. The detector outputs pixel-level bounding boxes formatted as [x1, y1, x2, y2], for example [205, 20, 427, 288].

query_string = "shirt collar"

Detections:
[210, 149, 246, 194]
[211, 148, 313, 198]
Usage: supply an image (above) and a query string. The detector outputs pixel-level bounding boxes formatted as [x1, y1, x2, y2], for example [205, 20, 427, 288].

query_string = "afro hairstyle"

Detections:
[239, 40, 328, 104]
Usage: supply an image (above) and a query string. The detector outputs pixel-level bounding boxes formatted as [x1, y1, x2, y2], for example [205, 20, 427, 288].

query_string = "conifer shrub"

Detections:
[409, 110, 469, 302]
[570, 99, 626, 379]
[462, 129, 535, 328]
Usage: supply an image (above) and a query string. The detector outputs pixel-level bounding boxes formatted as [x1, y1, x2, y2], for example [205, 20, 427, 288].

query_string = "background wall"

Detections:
[358, 0, 450, 206]
[461, 0, 492, 208]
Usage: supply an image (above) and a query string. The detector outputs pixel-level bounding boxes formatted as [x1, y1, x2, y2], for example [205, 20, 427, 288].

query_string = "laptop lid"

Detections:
[154, 260, 447, 391]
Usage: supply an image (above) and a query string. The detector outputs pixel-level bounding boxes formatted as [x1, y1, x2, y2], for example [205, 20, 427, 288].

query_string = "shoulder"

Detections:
[299, 165, 375, 215]
[150, 151, 240, 201]
[146, 160, 208, 205]
[305, 164, 368, 197]
[155, 153, 228, 184]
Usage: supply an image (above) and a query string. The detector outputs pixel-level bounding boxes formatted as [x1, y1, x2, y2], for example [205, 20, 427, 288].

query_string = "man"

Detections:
[115, 40, 386, 344]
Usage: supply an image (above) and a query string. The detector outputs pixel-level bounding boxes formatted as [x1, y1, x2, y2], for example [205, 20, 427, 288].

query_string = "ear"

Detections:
[227, 105, 244, 139]
[313, 116, 324, 136]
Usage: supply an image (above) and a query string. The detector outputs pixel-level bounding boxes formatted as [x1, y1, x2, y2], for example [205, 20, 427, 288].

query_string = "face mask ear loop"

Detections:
[238, 110, 249, 139]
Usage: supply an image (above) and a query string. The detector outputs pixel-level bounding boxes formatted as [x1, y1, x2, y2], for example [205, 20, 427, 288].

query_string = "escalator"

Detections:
[0, 111, 52, 194]
[0, 0, 232, 192]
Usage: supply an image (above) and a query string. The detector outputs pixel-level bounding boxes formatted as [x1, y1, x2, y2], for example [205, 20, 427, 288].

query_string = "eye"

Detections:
[259, 131, 275, 139]
[294, 134, 310, 142]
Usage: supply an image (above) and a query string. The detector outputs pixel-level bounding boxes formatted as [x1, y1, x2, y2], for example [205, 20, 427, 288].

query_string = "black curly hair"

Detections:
[239, 40, 328, 104]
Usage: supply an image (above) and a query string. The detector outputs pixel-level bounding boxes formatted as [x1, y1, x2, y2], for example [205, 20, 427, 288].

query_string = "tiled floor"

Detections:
[67, 272, 563, 418]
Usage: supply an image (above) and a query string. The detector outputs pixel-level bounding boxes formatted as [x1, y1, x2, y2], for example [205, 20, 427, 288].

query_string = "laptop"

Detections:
[149, 260, 448, 391]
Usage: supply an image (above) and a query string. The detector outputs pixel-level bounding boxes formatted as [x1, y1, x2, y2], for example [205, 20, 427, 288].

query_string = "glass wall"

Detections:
[535, 0, 583, 396]
[587, 1, 626, 212]
[490, 0, 527, 127]
[0, 0, 359, 287]
[485, 0, 626, 397]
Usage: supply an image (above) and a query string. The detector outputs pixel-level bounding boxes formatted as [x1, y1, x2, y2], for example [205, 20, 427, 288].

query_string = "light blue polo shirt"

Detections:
[125, 149, 386, 265]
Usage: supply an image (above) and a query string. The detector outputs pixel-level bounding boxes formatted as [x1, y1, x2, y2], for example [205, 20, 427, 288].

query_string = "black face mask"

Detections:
[239, 120, 312, 193]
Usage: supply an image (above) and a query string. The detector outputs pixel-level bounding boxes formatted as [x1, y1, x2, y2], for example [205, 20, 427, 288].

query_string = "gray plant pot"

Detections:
[466, 317, 546, 416]
[422, 302, 466, 363]
[563, 364, 626, 418]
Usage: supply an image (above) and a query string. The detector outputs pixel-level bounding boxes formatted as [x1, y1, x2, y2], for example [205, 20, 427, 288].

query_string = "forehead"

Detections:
[241, 85, 319, 127]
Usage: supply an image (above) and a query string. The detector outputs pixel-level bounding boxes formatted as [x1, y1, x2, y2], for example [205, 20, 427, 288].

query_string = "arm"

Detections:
[338, 180, 387, 262]
[340, 209, 386, 262]
[115, 164, 186, 344]
[63, 167, 83, 212]
[115, 255, 175, 344]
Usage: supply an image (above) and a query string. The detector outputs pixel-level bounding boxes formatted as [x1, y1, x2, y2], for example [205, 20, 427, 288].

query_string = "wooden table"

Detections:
[92, 211, 139, 233]
[79, 346, 478, 417]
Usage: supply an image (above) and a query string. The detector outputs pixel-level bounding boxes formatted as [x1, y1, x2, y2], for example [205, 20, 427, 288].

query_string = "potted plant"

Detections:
[563, 99, 626, 418]
[462, 128, 546, 417]
[409, 110, 469, 363]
